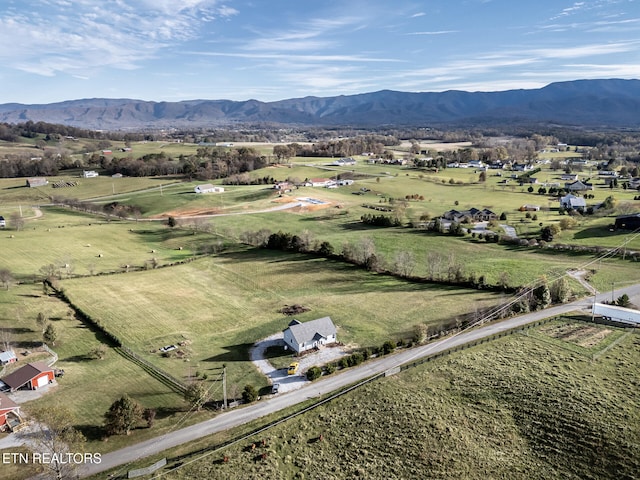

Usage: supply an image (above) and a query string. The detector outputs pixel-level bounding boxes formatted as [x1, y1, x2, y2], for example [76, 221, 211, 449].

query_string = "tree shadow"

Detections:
[202, 343, 253, 362]
[75, 424, 104, 442]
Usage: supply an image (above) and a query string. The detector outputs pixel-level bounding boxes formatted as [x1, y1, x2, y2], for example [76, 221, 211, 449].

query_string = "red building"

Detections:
[0, 392, 22, 432]
[1, 362, 54, 392]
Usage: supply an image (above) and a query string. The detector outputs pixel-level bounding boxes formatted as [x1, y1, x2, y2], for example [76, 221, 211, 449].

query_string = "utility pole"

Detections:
[611, 282, 615, 304]
[222, 364, 228, 410]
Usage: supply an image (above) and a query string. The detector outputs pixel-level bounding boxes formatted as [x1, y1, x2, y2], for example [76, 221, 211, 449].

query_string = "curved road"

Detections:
[80, 283, 640, 477]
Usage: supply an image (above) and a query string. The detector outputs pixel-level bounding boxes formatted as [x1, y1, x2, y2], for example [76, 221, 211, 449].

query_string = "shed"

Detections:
[26, 177, 48, 188]
[283, 317, 337, 354]
[1, 362, 54, 392]
[0, 350, 17, 366]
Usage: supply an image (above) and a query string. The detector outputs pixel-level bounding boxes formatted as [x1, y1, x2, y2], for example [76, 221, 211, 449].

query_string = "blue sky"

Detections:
[1, 0, 639, 104]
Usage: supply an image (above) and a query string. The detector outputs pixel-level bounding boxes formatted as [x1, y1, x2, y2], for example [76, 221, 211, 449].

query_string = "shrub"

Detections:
[306, 366, 322, 381]
[242, 384, 258, 403]
[339, 357, 349, 369]
[325, 363, 336, 375]
[348, 352, 364, 367]
[381, 340, 395, 355]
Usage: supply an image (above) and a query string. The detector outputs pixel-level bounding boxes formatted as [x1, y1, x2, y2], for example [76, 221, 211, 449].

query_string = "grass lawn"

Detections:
[152, 318, 640, 480]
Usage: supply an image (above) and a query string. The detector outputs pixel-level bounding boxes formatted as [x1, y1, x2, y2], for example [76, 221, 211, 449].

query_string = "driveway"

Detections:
[249, 333, 348, 393]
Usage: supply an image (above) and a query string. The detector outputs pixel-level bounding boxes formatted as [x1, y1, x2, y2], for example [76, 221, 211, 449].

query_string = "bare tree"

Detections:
[393, 251, 416, 277]
[0, 328, 12, 351]
[30, 405, 86, 480]
[426, 252, 443, 280]
[0, 268, 13, 290]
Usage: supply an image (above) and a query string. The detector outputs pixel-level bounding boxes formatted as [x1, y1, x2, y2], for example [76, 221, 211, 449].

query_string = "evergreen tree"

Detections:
[104, 395, 144, 435]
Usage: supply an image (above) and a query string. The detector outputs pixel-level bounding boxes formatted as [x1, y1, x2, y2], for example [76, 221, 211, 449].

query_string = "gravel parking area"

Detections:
[250, 333, 348, 393]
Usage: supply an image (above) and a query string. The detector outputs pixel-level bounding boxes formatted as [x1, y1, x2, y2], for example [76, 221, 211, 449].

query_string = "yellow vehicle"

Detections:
[287, 362, 299, 375]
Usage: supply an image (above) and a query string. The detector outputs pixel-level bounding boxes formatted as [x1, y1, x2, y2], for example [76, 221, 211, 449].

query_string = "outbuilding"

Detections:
[0, 350, 17, 366]
[194, 184, 224, 194]
[614, 214, 640, 230]
[1, 362, 54, 392]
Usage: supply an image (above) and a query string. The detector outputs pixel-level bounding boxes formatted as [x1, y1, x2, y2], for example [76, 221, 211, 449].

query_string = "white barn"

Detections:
[194, 184, 224, 194]
[283, 317, 337, 354]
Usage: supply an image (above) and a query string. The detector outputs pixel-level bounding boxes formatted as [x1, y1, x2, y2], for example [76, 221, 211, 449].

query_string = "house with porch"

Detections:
[0, 392, 22, 432]
[283, 317, 337, 354]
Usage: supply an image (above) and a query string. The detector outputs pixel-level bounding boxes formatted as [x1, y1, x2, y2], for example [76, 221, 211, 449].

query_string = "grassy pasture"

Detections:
[156, 319, 640, 480]
[0, 283, 189, 457]
[0, 208, 207, 279]
[59, 251, 503, 386]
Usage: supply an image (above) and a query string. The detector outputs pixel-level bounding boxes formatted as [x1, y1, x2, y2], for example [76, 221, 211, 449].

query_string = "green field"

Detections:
[155, 319, 640, 480]
[59, 251, 503, 386]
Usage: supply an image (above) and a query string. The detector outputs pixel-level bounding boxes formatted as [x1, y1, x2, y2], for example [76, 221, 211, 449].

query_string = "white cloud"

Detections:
[406, 30, 458, 35]
[0, 0, 232, 76]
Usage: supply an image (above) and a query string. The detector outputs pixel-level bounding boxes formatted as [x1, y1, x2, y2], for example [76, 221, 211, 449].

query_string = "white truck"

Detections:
[592, 302, 640, 326]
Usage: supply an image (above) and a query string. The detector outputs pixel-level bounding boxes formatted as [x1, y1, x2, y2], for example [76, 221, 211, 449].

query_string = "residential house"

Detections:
[560, 194, 587, 210]
[443, 208, 497, 223]
[194, 184, 224, 194]
[25, 177, 48, 188]
[0, 392, 22, 432]
[283, 317, 337, 354]
[1, 362, 54, 392]
[561, 174, 579, 181]
[0, 350, 17, 366]
[274, 182, 293, 192]
[512, 163, 534, 172]
[564, 180, 593, 191]
[83, 170, 99, 178]
[522, 177, 539, 184]
[331, 157, 356, 166]
[0, 216, 5, 228]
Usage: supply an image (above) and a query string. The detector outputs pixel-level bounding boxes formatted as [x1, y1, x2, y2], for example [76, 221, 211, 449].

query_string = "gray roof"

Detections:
[0, 350, 16, 363]
[286, 316, 336, 346]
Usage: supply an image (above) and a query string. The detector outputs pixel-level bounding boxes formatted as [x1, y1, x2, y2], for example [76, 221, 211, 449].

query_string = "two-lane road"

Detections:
[80, 283, 640, 477]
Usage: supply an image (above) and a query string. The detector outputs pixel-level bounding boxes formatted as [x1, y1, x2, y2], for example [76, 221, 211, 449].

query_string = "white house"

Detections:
[337, 179, 354, 186]
[0, 216, 5, 228]
[0, 350, 17, 366]
[560, 194, 587, 209]
[283, 317, 337, 354]
[83, 170, 99, 178]
[194, 184, 224, 194]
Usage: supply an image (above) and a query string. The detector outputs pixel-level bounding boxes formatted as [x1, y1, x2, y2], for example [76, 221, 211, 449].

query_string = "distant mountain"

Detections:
[1, 79, 640, 130]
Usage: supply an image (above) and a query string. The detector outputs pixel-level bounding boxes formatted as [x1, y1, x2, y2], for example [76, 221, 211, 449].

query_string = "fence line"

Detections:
[42, 342, 58, 366]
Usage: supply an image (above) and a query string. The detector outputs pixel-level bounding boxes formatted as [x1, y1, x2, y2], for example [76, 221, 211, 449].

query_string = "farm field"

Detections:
[0, 283, 193, 457]
[59, 250, 504, 388]
[148, 318, 640, 480]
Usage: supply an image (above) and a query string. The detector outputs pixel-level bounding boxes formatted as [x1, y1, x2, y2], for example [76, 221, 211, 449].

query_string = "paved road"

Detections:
[79, 282, 640, 478]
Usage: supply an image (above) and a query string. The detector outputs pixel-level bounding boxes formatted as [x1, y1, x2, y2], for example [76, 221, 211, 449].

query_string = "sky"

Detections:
[0, 0, 639, 104]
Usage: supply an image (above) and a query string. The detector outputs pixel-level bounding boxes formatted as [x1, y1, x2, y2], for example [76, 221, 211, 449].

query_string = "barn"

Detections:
[614, 214, 640, 230]
[1, 362, 55, 392]
[194, 184, 224, 194]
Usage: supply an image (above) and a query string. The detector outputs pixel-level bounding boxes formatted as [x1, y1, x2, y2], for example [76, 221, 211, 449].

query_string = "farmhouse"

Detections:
[337, 179, 355, 186]
[0, 392, 22, 432]
[83, 170, 99, 178]
[614, 214, 640, 230]
[331, 157, 356, 166]
[1, 362, 54, 392]
[0, 350, 17, 366]
[565, 180, 593, 191]
[560, 174, 578, 181]
[194, 184, 224, 194]
[0, 216, 5, 228]
[560, 194, 587, 210]
[283, 317, 337, 354]
[26, 177, 48, 188]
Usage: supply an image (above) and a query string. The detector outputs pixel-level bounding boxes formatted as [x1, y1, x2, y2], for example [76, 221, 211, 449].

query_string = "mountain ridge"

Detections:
[1, 79, 639, 130]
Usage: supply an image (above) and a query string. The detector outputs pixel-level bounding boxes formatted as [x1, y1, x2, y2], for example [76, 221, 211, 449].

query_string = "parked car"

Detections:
[287, 362, 299, 375]
[271, 383, 280, 394]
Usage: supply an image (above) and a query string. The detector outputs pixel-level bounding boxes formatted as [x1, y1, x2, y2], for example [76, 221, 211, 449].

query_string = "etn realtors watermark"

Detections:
[2, 452, 101, 465]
